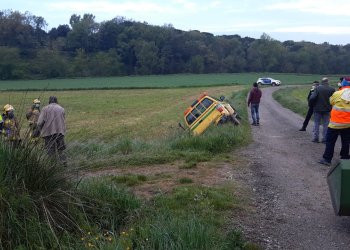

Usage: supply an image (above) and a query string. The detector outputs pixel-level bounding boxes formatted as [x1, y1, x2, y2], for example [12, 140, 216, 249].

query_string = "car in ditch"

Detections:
[180, 93, 240, 136]
[257, 77, 281, 86]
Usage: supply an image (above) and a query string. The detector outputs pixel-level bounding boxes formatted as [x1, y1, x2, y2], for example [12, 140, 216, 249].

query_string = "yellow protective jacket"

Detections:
[329, 87, 350, 129]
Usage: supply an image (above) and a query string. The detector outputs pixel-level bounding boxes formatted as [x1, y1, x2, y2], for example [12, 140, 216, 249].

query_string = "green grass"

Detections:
[0, 86, 250, 168]
[178, 177, 194, 184]
[0, 79, 258, 248]
[273, 86, 311, 117]
[123, 184, 254, 250]
[0, 139, 142, 249]
[111, 174, 148, 186]
[0, 73, 340, 90]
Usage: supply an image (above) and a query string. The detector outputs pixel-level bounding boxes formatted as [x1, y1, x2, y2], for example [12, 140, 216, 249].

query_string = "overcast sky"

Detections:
[3, 0, 350, 45]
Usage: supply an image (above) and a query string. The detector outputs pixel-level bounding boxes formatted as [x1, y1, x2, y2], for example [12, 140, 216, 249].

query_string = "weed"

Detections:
[178, 177, 194, 184]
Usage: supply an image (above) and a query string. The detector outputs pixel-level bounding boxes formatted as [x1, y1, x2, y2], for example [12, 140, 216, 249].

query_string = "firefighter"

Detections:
[26, 99, 41, 139]
[2, 104, 20, 143]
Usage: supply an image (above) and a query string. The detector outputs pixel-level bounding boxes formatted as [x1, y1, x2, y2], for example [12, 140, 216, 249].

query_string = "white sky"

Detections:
[3, 0, 350, 45]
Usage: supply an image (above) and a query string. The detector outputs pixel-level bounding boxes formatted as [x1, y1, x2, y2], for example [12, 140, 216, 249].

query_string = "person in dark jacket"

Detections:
[308, 77, 335, 143]
[299, 81, 319, 131]
[248, 82, 262, 126]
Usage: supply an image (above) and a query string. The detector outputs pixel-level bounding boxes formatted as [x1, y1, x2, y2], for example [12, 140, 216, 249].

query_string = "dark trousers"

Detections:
[44, 133, 67, 165]
[323, 127, 350, 162]
[302, 106, 313, 129]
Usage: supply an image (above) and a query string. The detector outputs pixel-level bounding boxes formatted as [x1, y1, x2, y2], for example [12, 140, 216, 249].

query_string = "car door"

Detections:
[263, 78, 271, 84]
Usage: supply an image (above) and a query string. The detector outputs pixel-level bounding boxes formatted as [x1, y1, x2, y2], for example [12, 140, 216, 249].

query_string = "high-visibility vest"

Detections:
[329, 89, 350, 129]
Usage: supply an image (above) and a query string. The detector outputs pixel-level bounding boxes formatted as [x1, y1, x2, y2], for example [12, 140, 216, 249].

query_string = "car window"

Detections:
[195, 102, 206, 113]
[191, 108, 201, 119]
[186, 113, 196, 125]
[201, 98, 213, 108]
[186, 97, 214, 126]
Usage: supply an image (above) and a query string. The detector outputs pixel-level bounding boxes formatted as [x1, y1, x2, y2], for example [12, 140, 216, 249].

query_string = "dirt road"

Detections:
[236, 86, 350, 249]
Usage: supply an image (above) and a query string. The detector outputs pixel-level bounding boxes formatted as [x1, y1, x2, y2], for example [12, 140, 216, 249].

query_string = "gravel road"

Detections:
[236, 86, 350, 249]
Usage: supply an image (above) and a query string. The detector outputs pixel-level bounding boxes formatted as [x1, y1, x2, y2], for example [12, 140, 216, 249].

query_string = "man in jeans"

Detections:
[248, 82, 262, 126]
[309, 77, 335, 143]
[37, 96, 67, 166]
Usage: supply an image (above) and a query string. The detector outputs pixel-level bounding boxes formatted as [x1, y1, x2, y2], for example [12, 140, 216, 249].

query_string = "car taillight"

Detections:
[216, 104, 224, 112]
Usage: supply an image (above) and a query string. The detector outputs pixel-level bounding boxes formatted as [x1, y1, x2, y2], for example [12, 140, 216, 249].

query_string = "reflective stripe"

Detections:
[332, 106, 350, 112]
[328, 121, 350, 129]
[329, 121, 350, 126]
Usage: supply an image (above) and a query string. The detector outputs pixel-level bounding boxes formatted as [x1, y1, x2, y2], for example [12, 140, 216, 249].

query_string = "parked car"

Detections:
[180, 93, 240, 136]
[257, 77, 281, 86]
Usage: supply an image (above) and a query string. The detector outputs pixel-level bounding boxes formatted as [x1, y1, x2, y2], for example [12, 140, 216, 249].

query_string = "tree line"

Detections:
[1, 9, 350, 80]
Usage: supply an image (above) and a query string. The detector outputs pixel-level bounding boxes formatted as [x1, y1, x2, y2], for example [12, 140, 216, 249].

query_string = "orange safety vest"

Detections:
[329, 88, 350, 129]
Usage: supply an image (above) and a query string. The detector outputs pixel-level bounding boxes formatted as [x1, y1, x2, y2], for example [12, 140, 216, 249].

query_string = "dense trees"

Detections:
[1, 9, 349, 80]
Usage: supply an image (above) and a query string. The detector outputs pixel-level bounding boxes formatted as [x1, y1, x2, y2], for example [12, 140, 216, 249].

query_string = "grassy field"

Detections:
[1, 83, 259, 249]
[1, 85, 250, 168]
[2, 86, 242, 140]
[273, 86, 312, 117]
[0, 73, 340, 90]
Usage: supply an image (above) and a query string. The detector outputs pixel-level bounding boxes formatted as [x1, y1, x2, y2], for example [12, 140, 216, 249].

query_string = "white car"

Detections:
[257, 77, 281, 86]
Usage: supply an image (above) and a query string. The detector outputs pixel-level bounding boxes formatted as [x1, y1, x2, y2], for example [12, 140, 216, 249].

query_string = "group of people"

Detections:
[247, 77, 350, 166]
[0, 96, 67, 166]
[299, 77, 350, 165]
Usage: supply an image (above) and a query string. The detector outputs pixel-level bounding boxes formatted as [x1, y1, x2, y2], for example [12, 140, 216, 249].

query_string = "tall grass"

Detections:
[124, 185, 253, 250]
[0, 138, 141, 249]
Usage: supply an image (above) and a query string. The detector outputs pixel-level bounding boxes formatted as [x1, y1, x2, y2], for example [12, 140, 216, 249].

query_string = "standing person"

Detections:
[248, 82, 262, 126]
[318, 87, 350, 166]
[299, 81, 319, 131]
[308, 77, 335, 143]
[2, 104, 20, 143]
[26, 99, 41, 139]
[36, 96, 67, 166]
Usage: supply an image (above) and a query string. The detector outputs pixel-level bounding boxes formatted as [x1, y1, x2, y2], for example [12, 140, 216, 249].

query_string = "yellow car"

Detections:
[182, 93, 240, 136]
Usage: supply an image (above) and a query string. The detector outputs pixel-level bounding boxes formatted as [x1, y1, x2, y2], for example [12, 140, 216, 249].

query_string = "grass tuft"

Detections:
[178, 177, 194, 184]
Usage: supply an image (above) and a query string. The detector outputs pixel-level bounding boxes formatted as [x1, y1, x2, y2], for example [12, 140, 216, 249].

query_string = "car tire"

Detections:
[272, 82, 276, 86]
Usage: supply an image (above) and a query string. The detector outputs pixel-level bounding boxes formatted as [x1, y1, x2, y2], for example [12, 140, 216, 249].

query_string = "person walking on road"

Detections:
[318, 80, 350, 165]
[248, 82, 262, 126]
[299, 81, 319, 131]
[308, 77, 335, 143]
[36, 96, 67, 166]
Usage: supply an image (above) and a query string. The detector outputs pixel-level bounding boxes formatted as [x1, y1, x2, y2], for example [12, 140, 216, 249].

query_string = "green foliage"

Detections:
[273, 86, 310, 117]
[111, 174, 148, 186]
[132, 213, 220, 250]
[171, 124, 249, 154]
[0, 139, 141, 249]
[0, 140, 79, 248]
[79, 178, 141, 230]
[125, 185, 247, 249]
